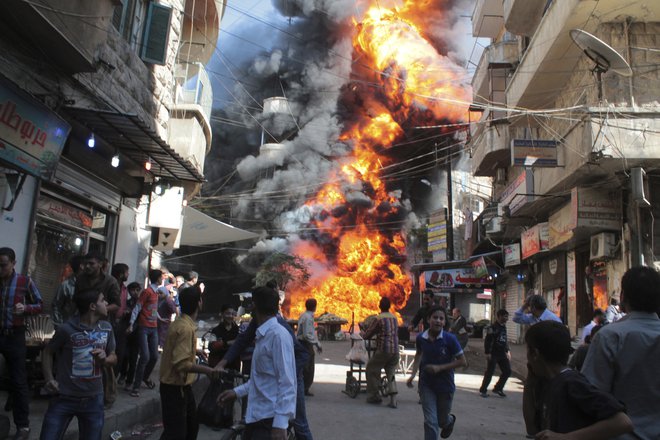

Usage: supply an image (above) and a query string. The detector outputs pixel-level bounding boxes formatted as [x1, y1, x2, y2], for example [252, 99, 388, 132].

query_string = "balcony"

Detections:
[0, 0, 115, 73]
[168, 62, 213, 173]
[503, 0, 550, 37]
[179, 0, 227, 64]
[471, 115, 510, 177]
[472, 0, 504, 39]
[472, 41, 519, 107]
[506, 0, 660, 109]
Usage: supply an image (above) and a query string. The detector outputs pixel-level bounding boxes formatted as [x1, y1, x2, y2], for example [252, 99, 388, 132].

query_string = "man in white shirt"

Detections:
[581, 309, 605, 343]
[297, 298, 322, 396]
[218, 286, 297, 440]
[582, 266, 660, 440]
[605, 298, 623, 323]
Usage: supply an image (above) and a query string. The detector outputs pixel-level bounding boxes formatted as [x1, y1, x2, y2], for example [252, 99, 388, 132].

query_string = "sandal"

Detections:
[130, 390, 140, 398]
[143, 380, 156, 389]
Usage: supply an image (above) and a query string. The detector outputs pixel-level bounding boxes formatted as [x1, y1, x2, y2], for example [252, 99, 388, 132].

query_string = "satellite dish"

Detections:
[570, 29, 632, 102]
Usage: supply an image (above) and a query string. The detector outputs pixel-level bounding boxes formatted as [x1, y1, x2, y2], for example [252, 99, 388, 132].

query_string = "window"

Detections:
[112, 0, 138, 43]
[140, 2, 173, 65]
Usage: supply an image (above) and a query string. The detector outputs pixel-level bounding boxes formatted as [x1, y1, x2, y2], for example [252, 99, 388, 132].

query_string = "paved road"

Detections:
[141, 338, 528, 440]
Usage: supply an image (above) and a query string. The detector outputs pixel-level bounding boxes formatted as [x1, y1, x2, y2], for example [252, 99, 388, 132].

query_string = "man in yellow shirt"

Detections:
[159, 286, 217, 439]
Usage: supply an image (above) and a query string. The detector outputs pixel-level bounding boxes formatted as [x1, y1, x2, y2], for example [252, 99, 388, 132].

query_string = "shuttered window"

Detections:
[140, 2, 172, 65]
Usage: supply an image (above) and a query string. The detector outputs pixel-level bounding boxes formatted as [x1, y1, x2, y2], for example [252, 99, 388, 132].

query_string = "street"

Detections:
[143, 339, 528, 440]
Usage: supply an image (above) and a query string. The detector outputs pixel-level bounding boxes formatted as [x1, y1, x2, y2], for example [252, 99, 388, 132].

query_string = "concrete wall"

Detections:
[0, 175, 37, 272]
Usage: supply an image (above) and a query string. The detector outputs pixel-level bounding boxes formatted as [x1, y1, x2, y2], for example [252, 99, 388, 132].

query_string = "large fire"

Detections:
[285, 1, 470, 325]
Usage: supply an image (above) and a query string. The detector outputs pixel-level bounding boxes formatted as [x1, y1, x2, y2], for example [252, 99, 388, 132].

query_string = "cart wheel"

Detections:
[346, 376, 359, 398]
[379, 376, 389, 397]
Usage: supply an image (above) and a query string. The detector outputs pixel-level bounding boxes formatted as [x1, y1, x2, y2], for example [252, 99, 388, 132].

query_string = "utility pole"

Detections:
[446, 151, 454, 261]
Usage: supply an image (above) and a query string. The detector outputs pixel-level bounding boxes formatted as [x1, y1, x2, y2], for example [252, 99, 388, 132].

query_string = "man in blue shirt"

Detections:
[513, 294, 562, 325]
[218, 286, 297, 440]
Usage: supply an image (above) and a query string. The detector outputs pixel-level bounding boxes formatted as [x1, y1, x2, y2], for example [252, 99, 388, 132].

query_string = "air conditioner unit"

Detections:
[485, 216, 502, 234]
[590, 232, 616, 261]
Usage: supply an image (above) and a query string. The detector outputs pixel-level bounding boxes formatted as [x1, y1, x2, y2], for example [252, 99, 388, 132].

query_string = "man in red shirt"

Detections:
[127, 269, 162, 397]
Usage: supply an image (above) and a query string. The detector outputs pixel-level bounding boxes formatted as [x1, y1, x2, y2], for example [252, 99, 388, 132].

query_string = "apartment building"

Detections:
[469, 0, 660, 339]
[0, 0, 226, 310]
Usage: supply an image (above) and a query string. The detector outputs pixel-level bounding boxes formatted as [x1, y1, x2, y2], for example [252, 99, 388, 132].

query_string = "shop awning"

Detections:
[180, 207, 258, 245]
[64, 108, 205, 182]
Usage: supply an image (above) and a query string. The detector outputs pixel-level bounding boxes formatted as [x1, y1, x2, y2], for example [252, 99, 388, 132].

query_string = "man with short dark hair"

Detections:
[605, 298, 623, 323]
[581, 266, 660, 440]
[40, 288, 116, 439]
[159, 286, 218, 439]
[52, 255, 83, 327]
[76, 253, 120, 408]
[513, 294, 562, 325]
[362, 297, 399, 408]
[128, 269, 162, 397]
[218, 287, 297, 440]
[297, 298, 322, 396]
[479, 309, 511, 398]
[409, 290, 434, 332]
[581, 308, 605, 343]
[0, 247, 42, 440]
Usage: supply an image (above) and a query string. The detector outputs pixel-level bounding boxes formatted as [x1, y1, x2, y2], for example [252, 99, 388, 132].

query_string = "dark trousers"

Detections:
[245, 418, 275, 440]
[293, 372, 313, 440]
[159, 383, 198, 440]
[119, 330, 139, 384]
[0, 329, 30, 428]
[479, 355, 511, 393]
[132, 326, 158, 390]
[301, 341, 315, 392]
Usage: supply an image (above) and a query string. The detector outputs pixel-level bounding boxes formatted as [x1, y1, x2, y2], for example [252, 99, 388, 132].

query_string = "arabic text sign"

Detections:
[499, 169, 534, 214]
[0, 79, 70, 178]
[504, 243, 521, 267]
[511, 139, 558, 167]
[424, 267, 492, 289]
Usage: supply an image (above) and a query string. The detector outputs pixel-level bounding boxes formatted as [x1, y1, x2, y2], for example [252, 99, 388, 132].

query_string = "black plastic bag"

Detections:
[197, 379, 233, 428]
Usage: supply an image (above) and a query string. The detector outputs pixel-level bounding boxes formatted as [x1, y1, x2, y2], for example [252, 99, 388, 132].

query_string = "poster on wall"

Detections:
[424, 266, 493, 289]
[504, 243, 521, 267]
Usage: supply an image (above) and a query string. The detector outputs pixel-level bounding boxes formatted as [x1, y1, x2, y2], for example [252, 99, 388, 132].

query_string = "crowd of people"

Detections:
[1, 244, 659, 440]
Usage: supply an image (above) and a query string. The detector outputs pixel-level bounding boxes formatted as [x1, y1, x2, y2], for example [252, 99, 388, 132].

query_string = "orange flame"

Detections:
[286, 1, 470, 326]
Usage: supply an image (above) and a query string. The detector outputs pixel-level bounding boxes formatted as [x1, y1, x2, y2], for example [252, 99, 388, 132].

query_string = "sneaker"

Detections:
[440, 414, 456, 438]
[479, 391, 488, 398]
[14, 427, 30, 440]
[493, 389, 507, 397]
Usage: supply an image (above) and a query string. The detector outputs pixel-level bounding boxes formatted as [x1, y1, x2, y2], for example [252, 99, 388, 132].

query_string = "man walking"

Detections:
[581, 308, 605, 343]
[51, 255, 83, 328]
[362, 297, 399, 408]
[218, 286, 297, 440]
[39, 288, 116, 439]
[479, 309, 511, 398]
[159, 286, 218, 439]
[76, 253, 120, 408]
[409, 290, 434, 333]
[297, 298, 322, 396]
[128, 269, 162, 397]
[581, 266, 660, 440]
[0, 247, 42, 440]
[449, 308, 469, 350]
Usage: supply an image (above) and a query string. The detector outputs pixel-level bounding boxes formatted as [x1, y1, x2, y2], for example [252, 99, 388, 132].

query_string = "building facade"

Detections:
[469, 0, 660, 340]
[0, 0, 225, 311]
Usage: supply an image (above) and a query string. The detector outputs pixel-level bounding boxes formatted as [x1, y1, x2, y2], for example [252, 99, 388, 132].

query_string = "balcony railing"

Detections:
[174, 62, 213, 125]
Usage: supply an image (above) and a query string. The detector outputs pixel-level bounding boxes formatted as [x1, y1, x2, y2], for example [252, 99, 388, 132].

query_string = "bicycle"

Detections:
[217, 369, 296, 440]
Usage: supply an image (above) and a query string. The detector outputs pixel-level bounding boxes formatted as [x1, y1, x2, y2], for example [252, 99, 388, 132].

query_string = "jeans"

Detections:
[132, 326, 158, 390]
[480, 355, 511, 393]
[39, 394, 104, 440]
[292, 373, 313, 440]
[301, 341, 315, 392]
[420, 385, 453, 440]
[0, 330, 30, 428]
[160, 383, 198, 440]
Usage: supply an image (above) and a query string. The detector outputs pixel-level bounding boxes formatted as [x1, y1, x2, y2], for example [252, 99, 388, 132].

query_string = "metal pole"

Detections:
[446, 153, 454, 261]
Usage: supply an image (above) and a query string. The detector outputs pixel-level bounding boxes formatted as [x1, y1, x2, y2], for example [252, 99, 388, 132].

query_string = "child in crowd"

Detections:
[407, 306, 467, 440]
[525, 321, 633, 439]
[40, 289, 116, 439]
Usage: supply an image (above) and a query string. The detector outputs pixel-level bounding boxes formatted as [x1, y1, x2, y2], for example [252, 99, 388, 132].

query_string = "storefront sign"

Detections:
[504, 243, 521, 267]
[499, 169, 534, 214]
[566, 252, 577, 334]
[0, 79, 70, 178]
[521, 223, 550, 259]
[549, 202, 576, 249]
[427, 209, 447, 253]
[37, 195, 93, 230]
[471, 256, 488, 278]
[511, 139, 558, 167]
[424, 267, 492, 289]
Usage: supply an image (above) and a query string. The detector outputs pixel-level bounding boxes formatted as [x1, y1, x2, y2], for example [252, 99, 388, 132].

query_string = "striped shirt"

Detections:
[0, 271, 43, 329]
[364, 311, 399, 354]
